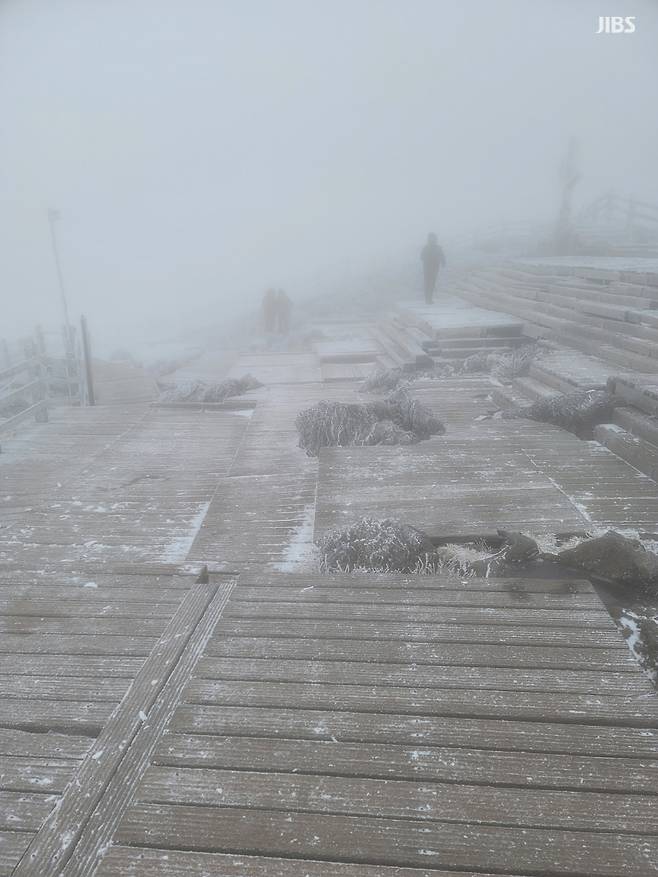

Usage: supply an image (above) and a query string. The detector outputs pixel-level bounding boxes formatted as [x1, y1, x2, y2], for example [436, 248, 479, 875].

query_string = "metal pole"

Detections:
[80, 314, 95, 406]
[47, 209, 73, 355]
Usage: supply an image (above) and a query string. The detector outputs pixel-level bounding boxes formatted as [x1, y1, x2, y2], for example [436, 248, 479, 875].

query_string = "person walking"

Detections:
[276, 288, 292, 334]
[420, 233, 446, 304]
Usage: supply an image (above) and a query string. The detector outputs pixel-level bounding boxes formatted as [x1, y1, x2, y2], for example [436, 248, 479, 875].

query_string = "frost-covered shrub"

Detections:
[518, 388, 614, 437]
[158, 374, 262, 404]
[320, 517, 438, 572]
[296, 389, 444, 456]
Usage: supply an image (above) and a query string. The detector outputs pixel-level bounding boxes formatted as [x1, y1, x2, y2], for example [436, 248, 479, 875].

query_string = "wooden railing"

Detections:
[0, 319, 95, 441]
[0, 353, 48, 437]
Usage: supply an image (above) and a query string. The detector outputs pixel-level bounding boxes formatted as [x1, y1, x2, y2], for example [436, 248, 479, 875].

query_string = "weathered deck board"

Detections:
[205, 635, 637, 671]
[3, 309, 658, 875]
[11, 582, 233, 876]
[185, 678, 657, 726]
[0, 757, 78, 793]
[213, 617, 627, 647]
[315, 419, 658, 538]
[137, 764, 658, 832]
[172, 704, 658, 758]
[116, 803, 658, 875]
[195, 657, 646, 694]
[95, 847, 523, 877]
[154, 733, 658, 794]
[0, 830, 31, 877]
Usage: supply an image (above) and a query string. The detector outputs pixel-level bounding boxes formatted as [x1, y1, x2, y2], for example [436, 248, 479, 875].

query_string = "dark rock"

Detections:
[497, 529, 541, 563]
[557, 531, 658, 590]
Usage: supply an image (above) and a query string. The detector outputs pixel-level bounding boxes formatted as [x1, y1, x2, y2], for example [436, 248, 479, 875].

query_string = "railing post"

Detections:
[80, 314, 95, 406]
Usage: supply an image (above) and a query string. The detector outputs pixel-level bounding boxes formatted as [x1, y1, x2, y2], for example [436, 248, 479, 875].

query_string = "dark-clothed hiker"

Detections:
[276, 289, 291, 334]
[262, 288, 277, 333]
[420, 233, 446, 304]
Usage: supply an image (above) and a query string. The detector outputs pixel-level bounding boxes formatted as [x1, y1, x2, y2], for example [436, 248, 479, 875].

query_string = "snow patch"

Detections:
[161, 500, 211, 562]
[273, 503, 319, 572]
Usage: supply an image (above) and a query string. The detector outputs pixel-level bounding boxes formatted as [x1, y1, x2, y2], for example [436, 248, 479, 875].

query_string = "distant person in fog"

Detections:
[276, 289, 292, 334]
[420, 233, 446, 304]
[262, 288, 277, 333]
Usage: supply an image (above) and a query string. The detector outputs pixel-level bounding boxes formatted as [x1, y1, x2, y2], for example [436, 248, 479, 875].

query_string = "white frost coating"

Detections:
[138, 710, 148, 722]
[161, 500, 211, 562]
[274, 503, 319, 571]
[619, 610, 658, 684]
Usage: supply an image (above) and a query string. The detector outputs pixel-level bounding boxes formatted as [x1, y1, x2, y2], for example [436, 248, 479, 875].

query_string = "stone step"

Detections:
[490, 383, 527, 410]
[528, 363, 583, 394]
[369, 328, 407, 368]
[594, 423, 658, 483]
[512, 375, 559, 402]
[556, 324, 658, 372]
[426, 345, 514, 360]
[378, 321, 430, 365]
[609, 375, 658, 416]
[613, 406, 658, 447]
[424, 335, 521, 350]
[460, 280, 658, 373]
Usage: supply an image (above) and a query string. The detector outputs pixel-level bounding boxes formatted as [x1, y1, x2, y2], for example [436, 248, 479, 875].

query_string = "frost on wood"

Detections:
[619, 609, 658, 682]
[319, 517, 438, 572]
[157, 374, 263, 404]
[296, 388, 445, 457]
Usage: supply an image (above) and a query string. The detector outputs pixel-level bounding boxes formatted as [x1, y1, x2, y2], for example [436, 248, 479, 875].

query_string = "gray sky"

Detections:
[2, 0, 657, 350]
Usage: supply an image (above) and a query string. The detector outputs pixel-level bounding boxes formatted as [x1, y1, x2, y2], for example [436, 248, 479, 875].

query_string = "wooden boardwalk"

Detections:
[1, 311, 658, 875]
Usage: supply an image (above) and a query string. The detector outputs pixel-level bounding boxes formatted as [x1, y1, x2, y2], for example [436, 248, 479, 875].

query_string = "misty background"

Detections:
[1, 0, 657, 355]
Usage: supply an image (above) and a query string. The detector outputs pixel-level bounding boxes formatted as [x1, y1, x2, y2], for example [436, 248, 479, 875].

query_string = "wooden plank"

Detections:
[194, 657, 647, 695]
[59, 583, 236, 877]
[0, 634, 157, 656]
[225, 601, 614, 628]
[137, 765, 658, 833]
[205, 635, 635, 672]
[233, 585, 604, 609]
[185, 679, 658, 727]
[236, 572, 597, 593]
[0, 791, 57, 831]
[12, 582, 229, 877]
[0, 676, 129, 701]
[172, 705, 658, 758]
[116, 802, 658, 875]
[154, 733, 658, 795]
[0, 699, 113, 735]
[0, 729, 91, 760]
[0, 586, 185, 603]
[0, 830, 31, 877]
[0, 756, 77, 793]
[0, 618, 165, 635]
[95, 846, 522, 877]
[214, 619, 625, 647]
[0, 655, 144, 677]
[0, 600, 174, 618]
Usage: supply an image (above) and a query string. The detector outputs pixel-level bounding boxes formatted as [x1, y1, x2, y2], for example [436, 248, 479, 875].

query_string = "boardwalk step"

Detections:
[594, 423, 658, 482]
[612, 405, 658, 447]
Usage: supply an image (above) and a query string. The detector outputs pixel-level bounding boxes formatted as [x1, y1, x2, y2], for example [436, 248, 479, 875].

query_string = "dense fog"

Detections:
[2, 0, 657, 352]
